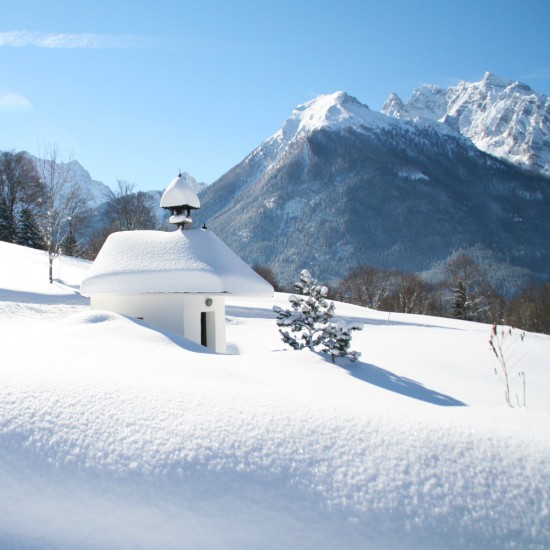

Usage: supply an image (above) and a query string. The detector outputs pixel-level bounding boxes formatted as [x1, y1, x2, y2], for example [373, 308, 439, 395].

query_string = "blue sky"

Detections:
[1, 0, 549, 191]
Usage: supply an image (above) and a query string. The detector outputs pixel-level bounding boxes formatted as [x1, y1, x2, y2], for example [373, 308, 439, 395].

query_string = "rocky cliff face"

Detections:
[382, 72, 550, 176]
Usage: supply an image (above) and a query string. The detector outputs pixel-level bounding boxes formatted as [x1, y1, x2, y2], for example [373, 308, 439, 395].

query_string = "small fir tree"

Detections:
[273, 269, 362, 362]
[16, 207, 44, 250]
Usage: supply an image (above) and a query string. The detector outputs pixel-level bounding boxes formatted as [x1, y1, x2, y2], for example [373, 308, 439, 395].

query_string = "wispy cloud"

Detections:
[521, 68, 550, 81]
[0, 31, 151, 49]
[0, 92, 32, 112]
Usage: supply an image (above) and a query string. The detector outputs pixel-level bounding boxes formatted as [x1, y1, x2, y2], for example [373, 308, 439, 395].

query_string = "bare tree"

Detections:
[381, 272, 432, 314]
[34, 144, 91, 283]
[338, 265, 390, 309]
[253, 264, 281, 292]
[508, 281, 550, 334]
[105, 180, 157, 231]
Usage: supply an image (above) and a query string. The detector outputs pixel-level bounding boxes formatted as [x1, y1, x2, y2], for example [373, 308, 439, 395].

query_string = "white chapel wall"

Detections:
[90, 293, 226, 353]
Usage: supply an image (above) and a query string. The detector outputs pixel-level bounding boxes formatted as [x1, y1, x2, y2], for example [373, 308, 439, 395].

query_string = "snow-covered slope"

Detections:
[197, 88, 550, 288]
[1, 241, 549, 549]
[383, 72, 550, 175]
[202, 92, 403, 209]
[278, 91, 395, 139]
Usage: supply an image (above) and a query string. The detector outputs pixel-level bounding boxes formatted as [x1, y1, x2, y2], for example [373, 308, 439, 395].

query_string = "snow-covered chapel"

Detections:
[80, 174, 274, 352]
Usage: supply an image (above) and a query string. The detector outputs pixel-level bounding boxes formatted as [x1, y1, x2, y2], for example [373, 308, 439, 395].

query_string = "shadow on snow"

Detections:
[343, 361, 466, 407]
[0, 287, 88, 305]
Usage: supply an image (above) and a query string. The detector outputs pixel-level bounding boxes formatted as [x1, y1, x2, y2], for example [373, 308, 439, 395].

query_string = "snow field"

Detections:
[0, 242, 549, 549]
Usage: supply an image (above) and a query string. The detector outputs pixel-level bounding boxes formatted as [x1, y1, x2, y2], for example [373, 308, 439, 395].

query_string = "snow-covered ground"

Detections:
[0, 241, 549, 549]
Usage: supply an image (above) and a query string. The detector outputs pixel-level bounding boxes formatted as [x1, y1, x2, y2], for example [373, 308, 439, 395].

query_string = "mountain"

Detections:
[195, 89, 550, 291]
[26, 153, 112, 208]
[382, 72, 550, 176]
[65, 159, 113, 207]
[25, 153, 208, 231]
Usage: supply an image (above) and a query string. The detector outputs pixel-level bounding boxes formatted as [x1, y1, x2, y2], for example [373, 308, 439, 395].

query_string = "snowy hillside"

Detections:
[383, 72, 550, 175]
[1, 241, 549, 549]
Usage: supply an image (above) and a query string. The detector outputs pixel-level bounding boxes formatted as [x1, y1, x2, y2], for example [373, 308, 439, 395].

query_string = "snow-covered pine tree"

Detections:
[273, 269, 362, 362]
[453, 279, 487, 320]
[273, 269, 335, 350]
[453, 279, 469, 319]
[447, 253, 489, 321]
[16, 206, 44, 250]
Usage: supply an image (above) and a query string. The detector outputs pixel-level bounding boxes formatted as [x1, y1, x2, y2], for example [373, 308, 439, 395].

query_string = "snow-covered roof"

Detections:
[80, 229, 274, 296]
[160, 174, 200, 209]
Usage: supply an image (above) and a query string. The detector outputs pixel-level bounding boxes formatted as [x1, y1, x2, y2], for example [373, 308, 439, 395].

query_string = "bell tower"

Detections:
[160, 172, 201, 229]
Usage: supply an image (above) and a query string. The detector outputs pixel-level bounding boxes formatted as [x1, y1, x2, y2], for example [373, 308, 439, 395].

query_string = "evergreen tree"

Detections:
[62, 217, 77, 256]
[453, 280, 469, 320]
[16, 206, 44, 250]
[273, 269, 335, 350]
[0, 195, 14, 243]
[447, 253, 489, 321]
[0, 151, 43, 239]
[273, 269, 362, 362]
[62, 231, 77, 256]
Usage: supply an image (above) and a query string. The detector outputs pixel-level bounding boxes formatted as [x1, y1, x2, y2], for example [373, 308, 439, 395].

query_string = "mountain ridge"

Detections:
[382, 72, 550, 175]
[196, 75, 550, 291]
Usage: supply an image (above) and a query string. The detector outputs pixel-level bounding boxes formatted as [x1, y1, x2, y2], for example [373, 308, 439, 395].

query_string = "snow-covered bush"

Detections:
[321, 320, 363, 363]
[273, 269, 362, 362]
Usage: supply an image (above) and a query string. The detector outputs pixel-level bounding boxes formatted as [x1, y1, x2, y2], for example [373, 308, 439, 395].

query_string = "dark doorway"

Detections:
[201, 312, 207, 346]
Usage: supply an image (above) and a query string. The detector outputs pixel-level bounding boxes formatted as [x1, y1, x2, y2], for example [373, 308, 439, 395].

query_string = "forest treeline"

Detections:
[256, 255, 550, 336]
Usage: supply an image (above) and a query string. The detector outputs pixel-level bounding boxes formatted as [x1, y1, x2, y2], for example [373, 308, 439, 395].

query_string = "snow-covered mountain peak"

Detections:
[480, 71, 515, 90]
[383, 73, 550, 175]
[402, 84, 448, 121]
[381, 92, 408, 119]
[26, 154, 112, 208]
[278, 91, 393, 145]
